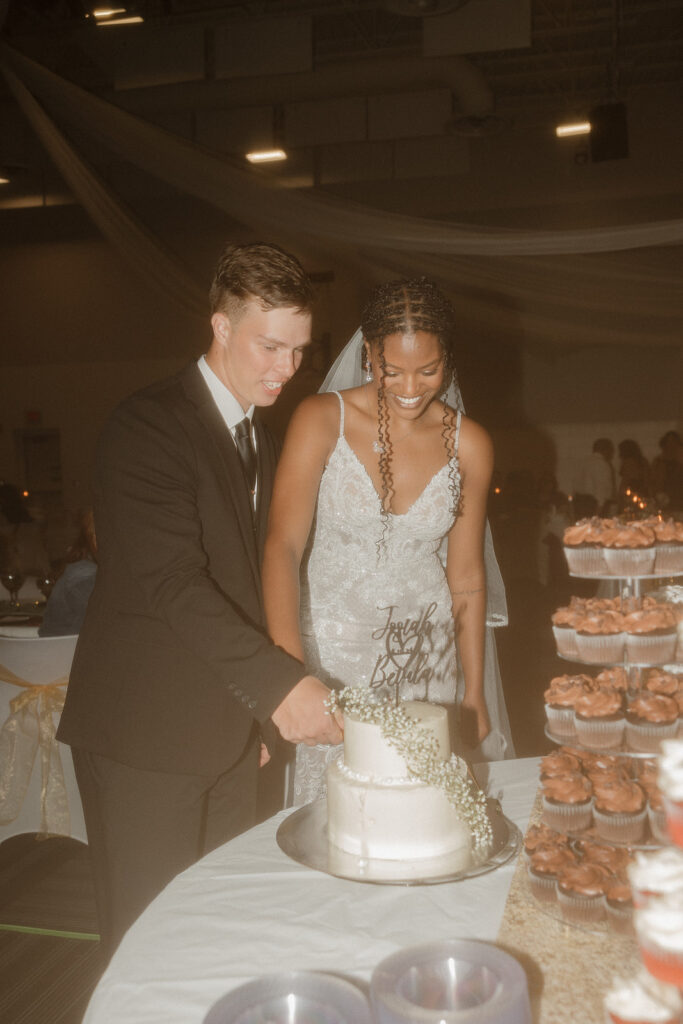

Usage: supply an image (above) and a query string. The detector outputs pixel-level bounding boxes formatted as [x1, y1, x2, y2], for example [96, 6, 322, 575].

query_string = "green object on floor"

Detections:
[0, 922, 100, 941]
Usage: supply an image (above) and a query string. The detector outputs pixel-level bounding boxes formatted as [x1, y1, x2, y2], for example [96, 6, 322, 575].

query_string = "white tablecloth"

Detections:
[83, 756, 541, 1024]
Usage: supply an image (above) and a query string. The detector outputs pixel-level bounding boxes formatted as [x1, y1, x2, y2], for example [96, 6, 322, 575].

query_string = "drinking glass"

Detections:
[36, 573, 56, 601]
[0, 569, 25, 608]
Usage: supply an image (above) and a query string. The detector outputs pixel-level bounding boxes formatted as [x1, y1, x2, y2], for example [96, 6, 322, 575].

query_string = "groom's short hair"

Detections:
[210, 242, 314, 320]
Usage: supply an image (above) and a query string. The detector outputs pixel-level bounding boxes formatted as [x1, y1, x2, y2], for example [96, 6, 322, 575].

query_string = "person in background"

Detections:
[617, 438, 651, 510]
[536, 471, 571, 592]
[651, 430, 683, 513]
[39, 507, 97, 637]
[573, 438, 615, 516]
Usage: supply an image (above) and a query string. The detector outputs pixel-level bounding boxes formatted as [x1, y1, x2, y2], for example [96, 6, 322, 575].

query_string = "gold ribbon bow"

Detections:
[0, 662, 70, 838]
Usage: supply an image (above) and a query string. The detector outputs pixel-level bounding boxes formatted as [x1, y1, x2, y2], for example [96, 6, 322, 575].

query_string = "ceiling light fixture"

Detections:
[92, 6, 127, 15]
[555, 121, 591, 138]
[96, 15, 144, 26]
[245, 149, 287, 164]
[0, 176, 9, 185]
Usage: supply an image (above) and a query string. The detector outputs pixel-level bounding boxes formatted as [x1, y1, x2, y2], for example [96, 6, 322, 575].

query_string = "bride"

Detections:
[262, 277, 512, 804]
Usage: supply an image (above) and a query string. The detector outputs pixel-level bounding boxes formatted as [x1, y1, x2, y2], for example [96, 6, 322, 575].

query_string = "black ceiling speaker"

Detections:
[589, 102, 629, 162]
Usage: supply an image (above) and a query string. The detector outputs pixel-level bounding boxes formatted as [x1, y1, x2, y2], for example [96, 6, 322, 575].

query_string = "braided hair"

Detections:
[360, 277, 461, 544]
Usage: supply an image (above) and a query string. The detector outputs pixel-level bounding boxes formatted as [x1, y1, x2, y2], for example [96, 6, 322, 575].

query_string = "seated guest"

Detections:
[39, 508, 97, 637]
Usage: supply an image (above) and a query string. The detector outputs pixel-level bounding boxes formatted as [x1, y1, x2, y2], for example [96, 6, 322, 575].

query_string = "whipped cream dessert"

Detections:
[604, 972, 683, 1024]
[659, 739, 683, 802]
[628, 848, 683, 903]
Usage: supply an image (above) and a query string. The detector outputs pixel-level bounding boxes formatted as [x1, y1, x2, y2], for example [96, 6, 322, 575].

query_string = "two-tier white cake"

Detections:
[326, 693, 490, 869]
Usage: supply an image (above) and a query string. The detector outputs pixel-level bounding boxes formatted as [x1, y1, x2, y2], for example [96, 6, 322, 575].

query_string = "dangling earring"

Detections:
[362, 351, 373, 383]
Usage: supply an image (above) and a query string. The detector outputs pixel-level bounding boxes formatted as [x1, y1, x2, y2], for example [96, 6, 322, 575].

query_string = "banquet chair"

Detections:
[0, 634, 87, 846]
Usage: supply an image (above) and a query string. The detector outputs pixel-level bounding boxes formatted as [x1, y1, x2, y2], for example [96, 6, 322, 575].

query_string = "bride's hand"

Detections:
[459, 697, 491, 749]
[271, 675, 344, 747]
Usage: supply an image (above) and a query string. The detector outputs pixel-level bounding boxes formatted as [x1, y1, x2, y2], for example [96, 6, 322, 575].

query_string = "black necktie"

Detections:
[234, 417, 257, 495]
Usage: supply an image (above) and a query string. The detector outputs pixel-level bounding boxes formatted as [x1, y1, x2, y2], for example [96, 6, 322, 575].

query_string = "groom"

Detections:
[57, 242, 342, 957]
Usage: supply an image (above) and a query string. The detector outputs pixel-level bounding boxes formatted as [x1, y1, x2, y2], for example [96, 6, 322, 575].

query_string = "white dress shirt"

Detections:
[198, 355, 257, 503]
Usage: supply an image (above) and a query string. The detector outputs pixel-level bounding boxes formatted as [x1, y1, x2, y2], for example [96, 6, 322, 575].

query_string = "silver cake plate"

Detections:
[276, 796, 521, 886]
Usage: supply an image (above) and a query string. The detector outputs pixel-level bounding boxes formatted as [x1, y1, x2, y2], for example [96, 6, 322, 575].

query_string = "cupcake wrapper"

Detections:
[625, 720, 679, 753]
[603, 547, 656, 576]
[573, 715, 625, 750]
[564, 546, 607, 576]
[544, 705, 577, 739]
[542, 795, 593, 832]
[604, 900, 634, 936]
[556, 887, 605, 923]
[575, 632, 625, 665]
[647, 805, 670, 844]
[593, 805, 647, 843]
[526, 865, 558, 903]
[654, 543, 683, 574]
[625, 632, 678, 666]
[552, 625, 578, 658]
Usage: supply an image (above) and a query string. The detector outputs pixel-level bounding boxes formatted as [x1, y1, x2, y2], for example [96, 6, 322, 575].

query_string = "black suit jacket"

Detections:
[57, 363, 304, 775]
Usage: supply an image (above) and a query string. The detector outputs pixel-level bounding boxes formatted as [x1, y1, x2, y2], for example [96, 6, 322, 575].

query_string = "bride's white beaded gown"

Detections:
[293, 391, 464, 804]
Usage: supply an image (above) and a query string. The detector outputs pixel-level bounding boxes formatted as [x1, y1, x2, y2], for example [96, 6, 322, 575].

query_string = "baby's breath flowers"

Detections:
[327, 688, 493, 855]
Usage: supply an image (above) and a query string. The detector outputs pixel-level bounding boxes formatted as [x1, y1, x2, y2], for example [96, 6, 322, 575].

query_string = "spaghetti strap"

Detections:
[332, 390, 345, 437]
[453, 409, 462, 458]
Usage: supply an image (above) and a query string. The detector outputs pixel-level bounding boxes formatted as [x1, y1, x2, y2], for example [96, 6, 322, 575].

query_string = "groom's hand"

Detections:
[272, 676, 344, 747]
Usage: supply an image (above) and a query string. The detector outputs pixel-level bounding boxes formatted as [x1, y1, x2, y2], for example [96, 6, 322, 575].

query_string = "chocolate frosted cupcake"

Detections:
[624, 607, 678, 666]
[539, 750, 583, 779]
[603, 522, 657, 577]
[574, 609, 625, 665]
[604, 877, 635, 934]
[543, 676, 591, 739]
[596, 666, 630, 692]
[556, 861, 612, 923]
[573, 687, 625, 750]
[527, 844, 577, 902]
[650, 517, 683, 575]
[551, 603, 581, 658]
[563, 518, 608, 575]
[583, 753, 631, 782]
[523, 823, 568, 860]
[644, 670, 682, 698]
[542, 772, 593, 832]
[577, 840, 631, 876]
[592, 777, 648, 844]
[626, 694, 680, 753]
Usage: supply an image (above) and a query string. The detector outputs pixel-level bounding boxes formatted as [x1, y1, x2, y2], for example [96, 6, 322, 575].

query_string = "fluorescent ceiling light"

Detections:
[0, 176, 9, 185]
[92, 6, 127, 15]
[555, 121, 591, 138]
[245, 149, 287, 164]
[96, 15, 144, 26]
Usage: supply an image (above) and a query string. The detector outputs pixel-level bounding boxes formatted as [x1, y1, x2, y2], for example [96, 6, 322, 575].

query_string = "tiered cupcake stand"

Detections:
[533, 566, 682, 934]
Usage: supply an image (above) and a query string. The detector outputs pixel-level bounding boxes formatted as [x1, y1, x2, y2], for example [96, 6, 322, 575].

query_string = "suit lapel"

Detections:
[179, 364, 261, 593]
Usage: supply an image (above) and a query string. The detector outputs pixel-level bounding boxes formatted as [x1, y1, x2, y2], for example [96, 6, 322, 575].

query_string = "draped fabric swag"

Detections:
[1, 41, 682, 348]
